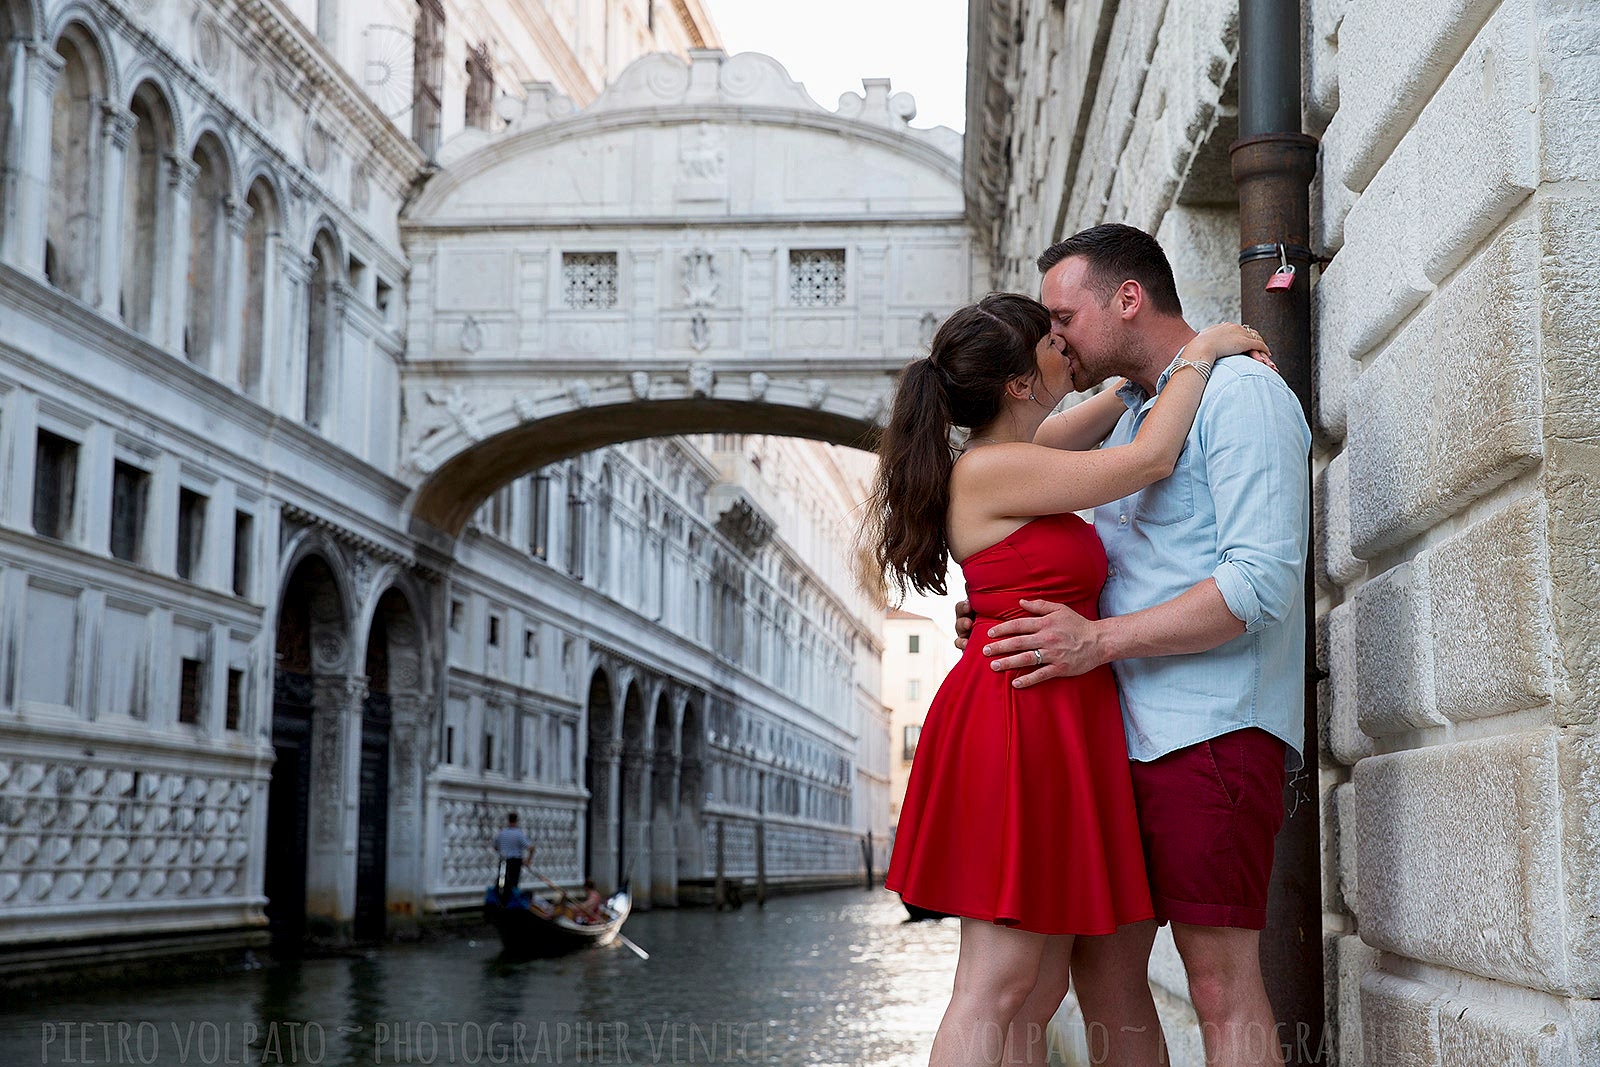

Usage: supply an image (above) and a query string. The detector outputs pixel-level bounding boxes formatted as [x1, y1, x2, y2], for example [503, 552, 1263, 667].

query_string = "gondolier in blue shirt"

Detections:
[492, 812, 534, 902]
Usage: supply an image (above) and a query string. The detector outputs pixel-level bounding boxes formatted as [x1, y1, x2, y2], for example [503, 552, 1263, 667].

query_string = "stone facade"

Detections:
[971, 0, 1600, 1062]
[0, 0, 922, 976]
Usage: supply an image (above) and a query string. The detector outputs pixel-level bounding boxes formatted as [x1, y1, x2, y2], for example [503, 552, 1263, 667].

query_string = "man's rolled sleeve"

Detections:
[1200, 367, 1312, 635]
[1211, 560, 1264, 631]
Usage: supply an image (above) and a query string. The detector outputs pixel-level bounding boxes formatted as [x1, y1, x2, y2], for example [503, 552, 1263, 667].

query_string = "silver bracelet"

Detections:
[1168, 347, 1213, 382]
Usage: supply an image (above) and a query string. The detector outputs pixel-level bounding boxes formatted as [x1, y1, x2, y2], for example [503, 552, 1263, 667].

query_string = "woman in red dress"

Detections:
[861, 293, 1265, 1066]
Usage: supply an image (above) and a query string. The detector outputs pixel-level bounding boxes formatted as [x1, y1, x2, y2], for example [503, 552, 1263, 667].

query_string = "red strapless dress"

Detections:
[885, 513, 1153, 934]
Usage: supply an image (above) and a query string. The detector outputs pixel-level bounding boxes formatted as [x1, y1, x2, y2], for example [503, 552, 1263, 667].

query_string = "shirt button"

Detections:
[1118, 514, 1128, 525]
[1107, 566, 1117, 577]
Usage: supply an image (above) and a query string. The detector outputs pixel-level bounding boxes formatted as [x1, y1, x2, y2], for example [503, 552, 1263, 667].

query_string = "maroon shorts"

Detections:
[1128, 728, 1287, 930]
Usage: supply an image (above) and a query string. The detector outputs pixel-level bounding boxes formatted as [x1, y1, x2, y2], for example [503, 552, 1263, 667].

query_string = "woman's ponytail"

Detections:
[858, 357, 957, 601]
[857, 293, 1051, 604]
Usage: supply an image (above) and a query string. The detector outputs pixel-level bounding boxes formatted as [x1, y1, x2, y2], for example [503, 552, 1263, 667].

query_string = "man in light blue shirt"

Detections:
[972, 224, 1310, 1066]
[492, 812, 534, 902]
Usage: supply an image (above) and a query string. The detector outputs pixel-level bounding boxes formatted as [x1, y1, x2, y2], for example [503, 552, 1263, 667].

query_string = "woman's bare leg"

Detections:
[1003, 934, 1075, 1065]
[929, 919, 1049, 1067]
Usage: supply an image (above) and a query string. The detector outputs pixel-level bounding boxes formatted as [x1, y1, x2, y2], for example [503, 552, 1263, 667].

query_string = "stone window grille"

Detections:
[562, 253, 619, 309]
[788, 249, 847, 307]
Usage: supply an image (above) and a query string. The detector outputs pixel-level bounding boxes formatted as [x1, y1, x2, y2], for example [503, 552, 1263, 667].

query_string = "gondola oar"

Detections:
[531, 869, 649, 960]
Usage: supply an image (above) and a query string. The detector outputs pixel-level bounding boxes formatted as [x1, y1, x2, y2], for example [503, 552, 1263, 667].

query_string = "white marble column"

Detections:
[304, 673, 366, 935]
[2, 42, 61, 274]
[385, 690, 433, 936]
[95, 101, 135, 316]
[161, 154, 198, 353]
[216, 194, 251, 387]
[624, 749, 653, 906]
[651, 749, 680, 905]
[588, 736, 621, 892]
[675, 756, 705, 881]
[274, 240, 315, 419]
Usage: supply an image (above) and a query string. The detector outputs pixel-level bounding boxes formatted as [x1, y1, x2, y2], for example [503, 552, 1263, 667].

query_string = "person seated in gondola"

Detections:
[555, 879, 607, 924]
[576, 880, 606, 923]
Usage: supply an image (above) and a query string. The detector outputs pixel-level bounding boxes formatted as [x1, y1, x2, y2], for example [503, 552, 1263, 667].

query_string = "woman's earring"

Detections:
[1028, 391, 1036, 401]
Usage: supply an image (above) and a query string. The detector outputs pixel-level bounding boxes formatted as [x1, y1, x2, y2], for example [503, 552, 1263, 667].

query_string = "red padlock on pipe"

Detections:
[1264, 242, 1296, 292]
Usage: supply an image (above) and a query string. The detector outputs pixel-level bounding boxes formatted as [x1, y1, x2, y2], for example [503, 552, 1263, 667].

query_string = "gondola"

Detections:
[483, 883, 632, 957]
[901, 895, 953, 922]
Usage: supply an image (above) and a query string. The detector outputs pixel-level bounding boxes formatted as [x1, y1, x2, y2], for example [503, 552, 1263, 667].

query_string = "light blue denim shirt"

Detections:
[1093, 354, 1312, 770]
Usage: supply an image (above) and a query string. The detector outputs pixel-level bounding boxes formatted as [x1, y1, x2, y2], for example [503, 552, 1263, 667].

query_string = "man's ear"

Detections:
[1116, 280, 1143, 320]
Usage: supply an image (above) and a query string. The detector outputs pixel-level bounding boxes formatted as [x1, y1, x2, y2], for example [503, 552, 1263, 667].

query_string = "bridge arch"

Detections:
[398, 49, 972, 536]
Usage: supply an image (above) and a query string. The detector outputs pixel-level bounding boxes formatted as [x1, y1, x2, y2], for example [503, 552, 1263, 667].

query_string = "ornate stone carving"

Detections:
[716, 494, 774, 555]
[862, 392, 887, 424]
[566, 380, 593, 408]
[349, 550, 376, 606]
[248, 69, 277, 127]
[688, 312, 711, 353]
[101, 104, 137, 150]
[806, 379, 830, 408]
[630, 371, 651, 400]
[682, 248, 718, 307]
[423, 385, 484, 441]
[0, 757, 253, 906]
[164, 153, 200, 197]
[312, 631, 348, 672]
[748, 372, 770, 400]
[689, 363, 714, 398]
[304, 121, 332, 174]
[224, 195, 254, 237]
[350, 161, 372, 214]
[194, 13, 227, 76]
[439, 799, 579, 887]
[459, 315, 483, 354]
[679, 123, 725, 182]
[920, 311, 939, 348]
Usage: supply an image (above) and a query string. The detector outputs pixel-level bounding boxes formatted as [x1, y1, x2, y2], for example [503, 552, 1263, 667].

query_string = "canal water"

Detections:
[1, 888, 960, 1066]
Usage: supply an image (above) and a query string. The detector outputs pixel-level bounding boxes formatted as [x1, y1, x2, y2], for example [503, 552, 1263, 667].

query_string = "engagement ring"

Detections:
[1033, 649, 1044, 667]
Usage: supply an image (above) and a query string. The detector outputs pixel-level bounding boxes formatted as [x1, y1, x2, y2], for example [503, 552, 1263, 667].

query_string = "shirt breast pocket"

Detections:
[1134, 447, 1196, 526]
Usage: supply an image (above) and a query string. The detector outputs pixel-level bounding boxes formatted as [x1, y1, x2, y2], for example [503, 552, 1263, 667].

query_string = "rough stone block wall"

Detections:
[1316, 0, 1600, 1060]
[981, 0, 1600, 1061]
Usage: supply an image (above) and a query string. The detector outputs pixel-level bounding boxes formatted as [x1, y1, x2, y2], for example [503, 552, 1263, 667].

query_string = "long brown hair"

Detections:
[859, 293, 1052, 601]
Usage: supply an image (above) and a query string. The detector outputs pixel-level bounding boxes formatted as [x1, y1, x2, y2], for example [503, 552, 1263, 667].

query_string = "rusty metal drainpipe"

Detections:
[1230, 2, 1327, 1064]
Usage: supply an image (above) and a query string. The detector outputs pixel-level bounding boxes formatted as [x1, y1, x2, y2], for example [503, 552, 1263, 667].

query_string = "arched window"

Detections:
[186, 136, 229, 367]
[303, 228, 341, 428]
[120, 84, 173, 335]
[45, 28, 104, 299]
[239, 180, 277, 397]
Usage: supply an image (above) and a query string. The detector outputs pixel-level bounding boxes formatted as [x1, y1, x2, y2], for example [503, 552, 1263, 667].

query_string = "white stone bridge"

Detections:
[398, 49, 973, 534]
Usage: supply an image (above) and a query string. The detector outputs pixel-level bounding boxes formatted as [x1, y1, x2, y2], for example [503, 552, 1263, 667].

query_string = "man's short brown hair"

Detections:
[1037, 223, 1183, 317]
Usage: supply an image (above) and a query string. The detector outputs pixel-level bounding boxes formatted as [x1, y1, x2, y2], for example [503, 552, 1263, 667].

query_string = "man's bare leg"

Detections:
[1070, 920, 1167, 1066]
[1171, 924, 1283, 1067]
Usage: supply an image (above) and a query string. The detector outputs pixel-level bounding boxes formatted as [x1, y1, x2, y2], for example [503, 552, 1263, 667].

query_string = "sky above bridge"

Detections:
[711, 0, 970, 133]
